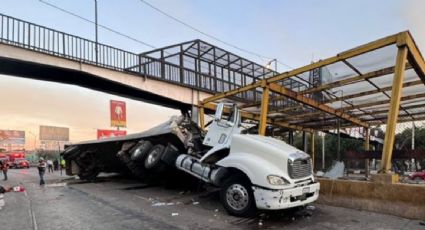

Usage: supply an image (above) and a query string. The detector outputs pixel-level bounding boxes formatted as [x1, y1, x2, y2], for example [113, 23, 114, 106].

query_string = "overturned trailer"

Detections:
[63, 103, 319, 216]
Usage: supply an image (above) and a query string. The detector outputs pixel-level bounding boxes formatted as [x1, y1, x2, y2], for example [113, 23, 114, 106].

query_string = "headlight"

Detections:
[267, 175, 290, 185]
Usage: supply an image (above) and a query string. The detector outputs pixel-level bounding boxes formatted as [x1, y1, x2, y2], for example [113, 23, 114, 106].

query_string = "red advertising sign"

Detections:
[110, 100, 126, 127]
[97, 129, 127, 140]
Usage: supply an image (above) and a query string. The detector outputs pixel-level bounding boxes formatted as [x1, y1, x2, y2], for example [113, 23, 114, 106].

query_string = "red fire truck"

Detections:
[7, 151, 29, 169]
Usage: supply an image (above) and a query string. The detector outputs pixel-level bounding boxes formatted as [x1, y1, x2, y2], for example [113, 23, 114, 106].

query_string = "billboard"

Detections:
[39, 126, 69, 141]
[0, 130, 25, 144]
[110, 100, 126, 127]
[97, 129, 127, 139]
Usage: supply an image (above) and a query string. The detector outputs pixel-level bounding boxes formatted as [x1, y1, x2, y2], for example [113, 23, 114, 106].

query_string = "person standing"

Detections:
[0, 161, 3, 179]
[38, 158, 47, 185]
[0, 161, 9, 181]
[60, 158, 65, 175]
[47, 159, 53, 173]
[53, 159, 59, 171]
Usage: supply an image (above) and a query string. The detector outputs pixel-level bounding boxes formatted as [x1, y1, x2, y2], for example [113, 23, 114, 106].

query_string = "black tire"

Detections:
[78, 168, 99, 181]
[130, 141, 152, 162]
[220, 174, 256, 217]
[144, 144, 167, 173]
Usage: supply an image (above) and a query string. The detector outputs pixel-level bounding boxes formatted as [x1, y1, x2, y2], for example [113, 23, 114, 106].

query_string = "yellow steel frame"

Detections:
[381, 45, 408, 173]
[259, 85, 270, 135]
[267, 83, 369, 127]
[199, 106, 205, 130]
[200, 102, 314, 132]
[199, 31, 425, 175]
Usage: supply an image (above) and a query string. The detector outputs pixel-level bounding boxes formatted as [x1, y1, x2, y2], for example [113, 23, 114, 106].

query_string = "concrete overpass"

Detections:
[0, 13, 307, 116]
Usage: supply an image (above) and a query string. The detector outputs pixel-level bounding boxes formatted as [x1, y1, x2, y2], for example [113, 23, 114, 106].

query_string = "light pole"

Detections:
[95, 0, 99, 64]
[266, 59, 278, 76]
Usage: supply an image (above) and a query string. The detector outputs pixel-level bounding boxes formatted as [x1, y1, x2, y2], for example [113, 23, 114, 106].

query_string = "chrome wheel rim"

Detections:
[226, 184, 249, 211]
[146, 149, 159, 167]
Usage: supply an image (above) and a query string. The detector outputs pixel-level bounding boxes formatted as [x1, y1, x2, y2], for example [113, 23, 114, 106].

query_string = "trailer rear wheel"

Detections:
[220, 174, 256, 217]
[144, 144, 167, 173]
[130, 140, 152, 162]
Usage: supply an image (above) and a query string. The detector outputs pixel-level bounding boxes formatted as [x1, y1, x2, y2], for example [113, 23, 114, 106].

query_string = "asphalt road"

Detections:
[0, 168, 423, 230]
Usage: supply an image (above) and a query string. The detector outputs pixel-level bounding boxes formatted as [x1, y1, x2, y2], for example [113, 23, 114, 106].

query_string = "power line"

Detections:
[38, 0, 295, 73]
[38, 0, 157, 49]
[136, 0, 294, 70]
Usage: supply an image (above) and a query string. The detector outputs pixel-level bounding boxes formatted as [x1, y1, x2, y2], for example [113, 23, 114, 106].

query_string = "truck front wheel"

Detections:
[220, 175, 256, 217]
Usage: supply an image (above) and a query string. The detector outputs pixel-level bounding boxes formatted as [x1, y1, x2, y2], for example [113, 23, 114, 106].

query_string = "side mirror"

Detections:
[214, 103, 224, 121]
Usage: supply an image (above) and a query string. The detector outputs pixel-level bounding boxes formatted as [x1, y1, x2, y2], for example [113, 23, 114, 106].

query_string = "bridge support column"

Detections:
[191, 106, 199, 125]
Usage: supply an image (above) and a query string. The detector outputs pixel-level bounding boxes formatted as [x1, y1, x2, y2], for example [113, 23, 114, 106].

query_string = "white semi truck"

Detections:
[62, 103, 319, 216]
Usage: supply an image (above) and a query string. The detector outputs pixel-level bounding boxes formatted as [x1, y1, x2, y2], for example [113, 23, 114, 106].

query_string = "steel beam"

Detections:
[300, 65, 406, 95]
[259, 86, 270, 135]
[268, 83, 369, 127]
[337, 92, 425, 111]
[264, 33, 400, 84]
[404, 32, 425, 84]
[324, 79, 422, 103]
[361, 111, 425, 122]
[373, 115, 425, 125]
[202, 81, 261, 104]
[381, 45, 408, 173]
[201, 102, 314, 132]
[364, 103, 425, 116]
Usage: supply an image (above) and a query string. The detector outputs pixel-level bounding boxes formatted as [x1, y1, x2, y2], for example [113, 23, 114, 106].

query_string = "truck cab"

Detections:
[178, 103, 320, 216]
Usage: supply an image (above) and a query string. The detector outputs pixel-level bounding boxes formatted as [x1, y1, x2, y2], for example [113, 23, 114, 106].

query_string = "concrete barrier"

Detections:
[317, 178, 425, 219]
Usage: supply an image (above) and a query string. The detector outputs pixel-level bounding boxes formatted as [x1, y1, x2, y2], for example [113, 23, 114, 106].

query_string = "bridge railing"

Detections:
[0, 13, 269, 102]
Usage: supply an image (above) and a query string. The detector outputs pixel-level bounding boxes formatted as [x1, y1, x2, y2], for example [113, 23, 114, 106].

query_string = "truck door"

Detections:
[202, 103, 241, 148]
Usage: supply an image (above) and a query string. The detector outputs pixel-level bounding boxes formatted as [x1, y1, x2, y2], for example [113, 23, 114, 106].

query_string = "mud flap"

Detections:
[160, 143, 180, 167]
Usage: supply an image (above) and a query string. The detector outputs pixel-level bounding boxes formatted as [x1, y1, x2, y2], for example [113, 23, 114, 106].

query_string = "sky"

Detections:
[0, 0, 424, 149]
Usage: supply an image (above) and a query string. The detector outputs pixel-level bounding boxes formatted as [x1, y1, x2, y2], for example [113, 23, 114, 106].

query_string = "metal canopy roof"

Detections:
[138, 39, 309, 99]
[141, 39, 276, 79]
[201, 31, 425, 132]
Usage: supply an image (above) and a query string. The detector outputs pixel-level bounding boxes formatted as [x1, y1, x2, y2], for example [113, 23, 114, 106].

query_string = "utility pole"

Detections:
[28, 131, 37, 150]
[95, 0, 99, 64]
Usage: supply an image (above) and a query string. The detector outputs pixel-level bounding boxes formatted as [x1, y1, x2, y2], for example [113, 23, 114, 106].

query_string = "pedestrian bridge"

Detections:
[0, 13, 306, 114]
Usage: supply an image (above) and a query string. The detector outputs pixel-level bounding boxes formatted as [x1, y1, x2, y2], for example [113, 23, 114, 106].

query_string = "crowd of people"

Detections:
[0, 157, 66, 211]
[0, 157, 65, 184]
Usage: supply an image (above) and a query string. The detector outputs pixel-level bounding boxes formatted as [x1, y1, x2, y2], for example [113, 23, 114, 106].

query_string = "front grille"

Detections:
[288, 158, 312, 179]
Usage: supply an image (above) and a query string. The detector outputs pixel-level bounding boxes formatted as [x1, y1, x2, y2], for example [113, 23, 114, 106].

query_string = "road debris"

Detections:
[171, 213, 179, 216]
[258, 219, 263, 226]
[324, 161, 345, 179]
[46, 182, 67, 188]
[306, 205, 316, 210]
[152, 202, 175, 207]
